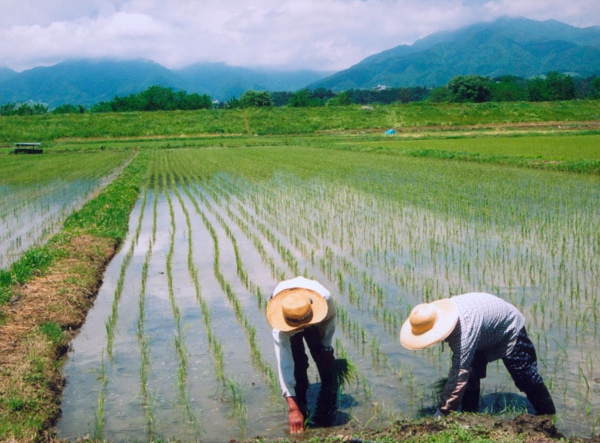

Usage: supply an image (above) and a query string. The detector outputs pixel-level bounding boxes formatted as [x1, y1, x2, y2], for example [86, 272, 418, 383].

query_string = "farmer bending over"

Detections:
[400, 292, 555, 416]
[267, 276, 337, 433]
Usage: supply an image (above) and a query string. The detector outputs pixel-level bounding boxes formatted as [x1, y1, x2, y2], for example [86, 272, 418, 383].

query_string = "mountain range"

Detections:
[0, 60, 330, 107]
[1, 16, 599, 108]
[309, 16, 600, 91]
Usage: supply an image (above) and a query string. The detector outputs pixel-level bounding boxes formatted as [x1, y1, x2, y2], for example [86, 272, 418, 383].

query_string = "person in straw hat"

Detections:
[400, 292, 555, 417]
[267, 276, 337, 433]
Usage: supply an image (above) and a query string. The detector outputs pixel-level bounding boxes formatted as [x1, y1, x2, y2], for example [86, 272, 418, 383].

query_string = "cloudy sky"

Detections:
[1, 0, 599, 73]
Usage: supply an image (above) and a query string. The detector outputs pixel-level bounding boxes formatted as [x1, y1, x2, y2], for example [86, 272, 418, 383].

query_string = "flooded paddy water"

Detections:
[0, 151, 133, 269]
[58, 147, 599, 441]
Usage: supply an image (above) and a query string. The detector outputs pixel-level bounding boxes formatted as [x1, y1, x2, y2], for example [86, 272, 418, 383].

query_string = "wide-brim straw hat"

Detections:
[400, 299, 459, 350]
[267, 287, 328, 332]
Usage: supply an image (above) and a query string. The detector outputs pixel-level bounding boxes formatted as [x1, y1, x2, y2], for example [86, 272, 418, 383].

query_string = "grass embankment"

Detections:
[1, 100, 599, 143]
[0, 150, 147, 442]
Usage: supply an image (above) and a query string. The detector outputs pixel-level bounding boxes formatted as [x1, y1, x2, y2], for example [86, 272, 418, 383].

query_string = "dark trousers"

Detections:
[290, 327, 336, 420]
[462, 327, 556, 415]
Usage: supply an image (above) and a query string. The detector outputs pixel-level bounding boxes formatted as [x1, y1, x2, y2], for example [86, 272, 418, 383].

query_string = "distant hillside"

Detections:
[0, 59, 330, 108]
[0, 67, 16, 83]
[0, 59, 186, 108]
[176, 63, 330, 102]
[309, 17, 600, 91]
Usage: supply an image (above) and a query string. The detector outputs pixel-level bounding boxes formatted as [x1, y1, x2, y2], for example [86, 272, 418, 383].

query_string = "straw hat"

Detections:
[267, 287, 328, 332]
[400, 299, 459, 350]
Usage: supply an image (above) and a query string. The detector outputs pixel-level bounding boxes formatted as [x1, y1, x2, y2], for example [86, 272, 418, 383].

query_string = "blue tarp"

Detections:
[384, 129, 396, 135]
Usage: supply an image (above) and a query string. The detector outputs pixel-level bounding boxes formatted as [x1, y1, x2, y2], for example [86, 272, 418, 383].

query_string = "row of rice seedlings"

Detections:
[164, 171, 196, 424]
[150, 166, 251, 434]
[200, 175, 304, 278]
[92, 350, 108, 440]
[196, 180, 287, 283]
[163, 168, 186, 384]
[190, 182, 266, 305]
[154, 155, 264, 422]
[178, 186, 228, 386]
[0, 151, 134, 269]
[184, 197, 247, 421]
[134, 173, 156, 439]
[93, 168, 151, 439]
[103, 209, 140, 360]
[137, 235, 156, 439]
[180, 176, 278, 395]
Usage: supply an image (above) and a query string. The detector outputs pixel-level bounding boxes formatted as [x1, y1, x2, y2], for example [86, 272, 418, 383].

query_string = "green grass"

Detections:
[1, 100, 598, 142]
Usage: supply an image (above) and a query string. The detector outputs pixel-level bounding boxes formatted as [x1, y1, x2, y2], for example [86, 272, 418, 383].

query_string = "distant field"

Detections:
[1, 100, 599, 143]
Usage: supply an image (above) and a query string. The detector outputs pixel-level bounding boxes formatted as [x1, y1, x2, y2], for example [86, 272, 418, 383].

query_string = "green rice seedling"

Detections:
[227, 379, 246, 423]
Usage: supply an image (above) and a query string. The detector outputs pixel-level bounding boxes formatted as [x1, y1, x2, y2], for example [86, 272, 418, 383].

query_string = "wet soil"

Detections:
[241, 414, 599, 443]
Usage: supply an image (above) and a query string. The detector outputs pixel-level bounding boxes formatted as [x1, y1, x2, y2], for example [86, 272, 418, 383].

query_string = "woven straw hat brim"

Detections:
[266, 288, 328, 332]
[400, 299, 459, 350]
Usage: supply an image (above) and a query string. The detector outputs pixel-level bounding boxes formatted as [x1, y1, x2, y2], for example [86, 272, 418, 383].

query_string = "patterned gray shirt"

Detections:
[446, 292, 525, 368]
[439, 292, 526, 413]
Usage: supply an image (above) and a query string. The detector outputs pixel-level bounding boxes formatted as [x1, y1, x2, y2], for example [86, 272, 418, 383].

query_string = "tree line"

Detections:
[1, 72, 599, 116]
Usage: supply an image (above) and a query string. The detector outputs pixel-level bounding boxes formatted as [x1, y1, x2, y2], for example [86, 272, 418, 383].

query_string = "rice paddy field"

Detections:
[0, 150, 134, 269]
[1, 103, 599, 442]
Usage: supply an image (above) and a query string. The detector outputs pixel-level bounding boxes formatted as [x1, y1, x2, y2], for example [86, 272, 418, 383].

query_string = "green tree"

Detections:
[139, 85, 177, 111]
[327, 91, 352, 106]
[91, 101, 113, 113]
[490, 76, 528, 102]
[239, 90, 274, 108]
[527, 72, 576, 102]
[545, 71, 575, 101]
[0, 103, 18, 116]
[177, 92, 213, 110]
[271, 91, 293, 107]
[288, 89, 314, 107]
[590, 76, 600, 99]
[448, 75, 492, 103]
[53, 104, 86, 114]
[427, 86, 451, 103]
[527, 76, 547, 101]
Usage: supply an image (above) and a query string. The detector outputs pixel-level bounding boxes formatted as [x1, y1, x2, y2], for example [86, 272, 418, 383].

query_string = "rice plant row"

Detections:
[0, 150, 134, 269]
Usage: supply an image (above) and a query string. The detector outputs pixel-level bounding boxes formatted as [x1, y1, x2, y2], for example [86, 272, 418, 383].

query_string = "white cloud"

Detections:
[0, 0, 598, 72]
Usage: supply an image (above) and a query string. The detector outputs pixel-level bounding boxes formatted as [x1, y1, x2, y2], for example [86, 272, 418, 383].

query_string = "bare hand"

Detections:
[286, 396, 305, 433]
[288, 409, 304, 433]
